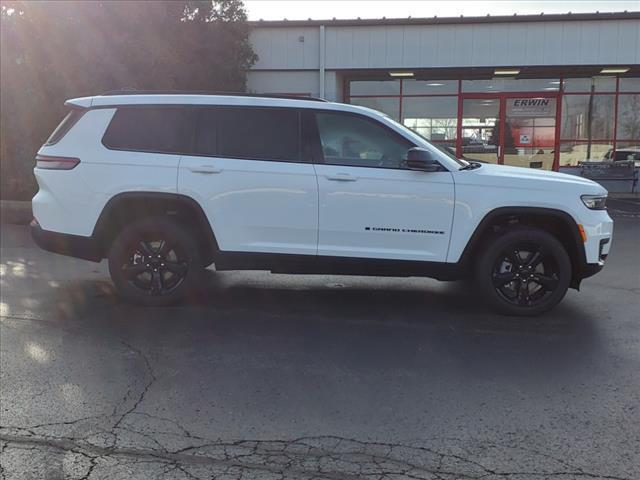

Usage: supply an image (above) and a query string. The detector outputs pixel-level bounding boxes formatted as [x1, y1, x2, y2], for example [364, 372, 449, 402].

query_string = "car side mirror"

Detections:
[405, 147, 441, 172]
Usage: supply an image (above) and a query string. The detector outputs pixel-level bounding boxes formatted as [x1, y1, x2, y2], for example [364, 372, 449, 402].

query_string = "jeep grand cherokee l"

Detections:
[31, 92, 613, 315]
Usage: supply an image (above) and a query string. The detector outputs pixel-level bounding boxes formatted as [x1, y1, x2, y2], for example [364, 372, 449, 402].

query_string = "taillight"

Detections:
[35, 155, 80, 170]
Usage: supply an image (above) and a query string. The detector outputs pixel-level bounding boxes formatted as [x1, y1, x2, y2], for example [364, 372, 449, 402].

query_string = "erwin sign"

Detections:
[507, 98, 556, 117]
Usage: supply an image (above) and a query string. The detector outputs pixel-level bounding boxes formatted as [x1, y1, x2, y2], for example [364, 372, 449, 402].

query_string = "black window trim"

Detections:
[98, 103, 446, 171]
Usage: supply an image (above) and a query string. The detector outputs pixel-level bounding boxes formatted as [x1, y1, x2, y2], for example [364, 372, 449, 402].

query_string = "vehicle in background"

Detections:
[603, 146, 640, 166]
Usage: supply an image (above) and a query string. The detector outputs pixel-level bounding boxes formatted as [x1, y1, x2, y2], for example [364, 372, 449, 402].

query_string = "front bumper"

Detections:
[30, 219, 102, 262]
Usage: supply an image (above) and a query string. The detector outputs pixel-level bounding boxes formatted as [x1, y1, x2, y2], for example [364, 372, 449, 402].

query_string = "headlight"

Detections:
[581, 194, 607, 210]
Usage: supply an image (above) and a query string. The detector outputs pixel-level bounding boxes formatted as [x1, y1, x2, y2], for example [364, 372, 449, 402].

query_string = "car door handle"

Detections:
[189, 165, 222, 174]
[325, 174, 357, 182]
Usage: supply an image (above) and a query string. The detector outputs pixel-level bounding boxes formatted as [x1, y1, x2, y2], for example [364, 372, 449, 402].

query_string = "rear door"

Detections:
[311, 110, 455, 262]
[178, 106, 318, 255]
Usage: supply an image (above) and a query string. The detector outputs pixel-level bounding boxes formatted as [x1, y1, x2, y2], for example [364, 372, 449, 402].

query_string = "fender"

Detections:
[92, 192, 219, 260]
[457, 206, 587, 285]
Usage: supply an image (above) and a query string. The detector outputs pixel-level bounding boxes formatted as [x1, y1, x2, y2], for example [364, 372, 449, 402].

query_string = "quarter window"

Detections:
[102, 107, 194, 154]
[217, 107, 300, 161]
[315, 112, 412, 169]
[46, 109, 85, 145]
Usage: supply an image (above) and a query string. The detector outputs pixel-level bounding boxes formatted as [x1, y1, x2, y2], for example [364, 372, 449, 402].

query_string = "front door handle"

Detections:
[325, 174, 357, 182]
[190, 165, 222, 174]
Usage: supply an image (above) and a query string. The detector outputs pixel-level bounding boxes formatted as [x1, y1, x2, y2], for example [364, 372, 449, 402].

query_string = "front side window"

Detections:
[217, 107, 300, 161]
[315, 112, 412, 169]
[102, 107, 194, 154]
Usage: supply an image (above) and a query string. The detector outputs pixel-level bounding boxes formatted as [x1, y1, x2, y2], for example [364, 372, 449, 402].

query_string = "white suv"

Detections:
[31, 92, 613, 315]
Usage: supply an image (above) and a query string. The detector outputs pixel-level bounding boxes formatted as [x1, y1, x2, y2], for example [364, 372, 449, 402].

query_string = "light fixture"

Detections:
[494, 69, 520, 75]
[600, 67, 630, 74]
[544, 87, 559, 90]
[426, 82, 444, 86]
[389, 71, 414, 77]
[549, 80, 561, 84]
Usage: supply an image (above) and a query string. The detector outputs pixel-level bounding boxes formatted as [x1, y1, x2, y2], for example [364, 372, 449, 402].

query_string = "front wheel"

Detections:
[475, 227, 571, 316]
[108, 217, 204, 306]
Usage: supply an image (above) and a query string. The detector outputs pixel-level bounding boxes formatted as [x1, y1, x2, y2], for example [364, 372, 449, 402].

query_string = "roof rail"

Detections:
[100, 89, 328, 102]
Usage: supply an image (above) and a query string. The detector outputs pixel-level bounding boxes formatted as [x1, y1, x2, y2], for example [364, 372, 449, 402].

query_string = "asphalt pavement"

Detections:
[1, 211, 639, 479]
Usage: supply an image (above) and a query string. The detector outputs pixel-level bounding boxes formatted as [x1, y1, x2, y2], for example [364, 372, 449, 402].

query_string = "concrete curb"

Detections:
[1, 200, 32, 225]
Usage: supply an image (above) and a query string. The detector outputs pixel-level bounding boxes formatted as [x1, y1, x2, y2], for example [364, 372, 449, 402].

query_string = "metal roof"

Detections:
[249, 11, 640, 28]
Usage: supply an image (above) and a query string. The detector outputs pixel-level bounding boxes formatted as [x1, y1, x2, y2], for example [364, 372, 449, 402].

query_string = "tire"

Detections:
[108, 217, 204, 306]
[475, 226, 571, 316]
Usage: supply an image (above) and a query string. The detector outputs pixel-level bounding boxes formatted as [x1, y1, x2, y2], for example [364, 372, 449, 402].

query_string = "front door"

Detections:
[311, 110, 455, 262]
[460, 94, 558, 170]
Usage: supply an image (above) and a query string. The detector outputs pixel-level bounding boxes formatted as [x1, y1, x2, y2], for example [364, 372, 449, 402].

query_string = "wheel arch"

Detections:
[92, 192, 219, 265]
[458, 207, 587, 288]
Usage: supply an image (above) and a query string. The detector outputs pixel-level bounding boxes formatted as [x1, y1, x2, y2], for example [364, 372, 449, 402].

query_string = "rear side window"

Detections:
[216, 107, 300, 161]
[193, 108, 218, 156]
[45, 109, 85, 145]
[102, 107, 194, 154]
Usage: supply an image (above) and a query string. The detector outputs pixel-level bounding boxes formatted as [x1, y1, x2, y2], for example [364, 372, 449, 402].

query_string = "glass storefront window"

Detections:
[563, 77, 616, 93]
[462, 78, 560, 93]
[350, 80, 400, 96]
[619, 78, 640, 92]
[401, 96, 458, 141]
[460, 98, 500, 163]
[616, 94, 640, 141]
[347, 75, 637, 171]
[561, 95, 615, 140]
[559, 142, 613, 166]
[402, 80, 458, 95]
[349, 97, 400, 120]
[503, 98, 557, 170]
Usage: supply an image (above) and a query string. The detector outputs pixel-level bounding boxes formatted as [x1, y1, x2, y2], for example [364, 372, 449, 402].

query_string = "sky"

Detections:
[244, 0, 640, 21]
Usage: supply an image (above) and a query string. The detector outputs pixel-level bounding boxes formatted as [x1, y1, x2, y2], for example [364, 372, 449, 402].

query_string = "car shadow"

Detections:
[83, 268, 599, 337]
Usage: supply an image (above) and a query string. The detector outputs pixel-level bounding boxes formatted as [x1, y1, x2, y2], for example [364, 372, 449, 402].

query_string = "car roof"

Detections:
[65, 93, 379, 117]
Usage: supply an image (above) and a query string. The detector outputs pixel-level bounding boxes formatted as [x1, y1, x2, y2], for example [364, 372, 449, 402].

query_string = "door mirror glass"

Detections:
[405, 148, 441, 171]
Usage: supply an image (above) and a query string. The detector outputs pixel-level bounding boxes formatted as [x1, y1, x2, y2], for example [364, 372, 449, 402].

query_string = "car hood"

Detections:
[456, 163, 607, 195]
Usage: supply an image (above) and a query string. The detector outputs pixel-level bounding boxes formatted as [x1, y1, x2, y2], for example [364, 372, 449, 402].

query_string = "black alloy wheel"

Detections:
[108, 217, 203, 305]
[476, 227, 571, 316]
[492, 243, 560, 308]
[122, 239, 188, 296]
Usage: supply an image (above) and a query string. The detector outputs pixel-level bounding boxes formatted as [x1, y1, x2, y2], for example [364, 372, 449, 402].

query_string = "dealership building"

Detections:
[247, 11, 640, 172]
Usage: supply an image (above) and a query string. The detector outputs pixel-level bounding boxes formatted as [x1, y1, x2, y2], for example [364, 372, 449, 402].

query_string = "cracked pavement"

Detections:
[1, 215, 639, 479]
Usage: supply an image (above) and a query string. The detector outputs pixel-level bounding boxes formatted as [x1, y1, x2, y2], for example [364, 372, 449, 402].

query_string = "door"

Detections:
[502, 95, 557, 170]
[312, 111, 455, 262]
[178, 106, 318, 255]
[460, 94, 558, 170]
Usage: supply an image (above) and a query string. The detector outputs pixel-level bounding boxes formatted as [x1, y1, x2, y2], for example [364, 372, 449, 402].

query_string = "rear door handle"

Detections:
[325, 174, 357, 182]
[190, 165, 222, 174]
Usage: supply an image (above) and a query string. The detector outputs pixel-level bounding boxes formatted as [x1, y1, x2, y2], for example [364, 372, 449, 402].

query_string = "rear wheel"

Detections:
[108, 217, 204, 306]
[475, 227, 571, 316]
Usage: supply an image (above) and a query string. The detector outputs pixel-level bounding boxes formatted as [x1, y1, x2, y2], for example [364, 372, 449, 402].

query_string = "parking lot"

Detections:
[1, 204, 639, 479]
